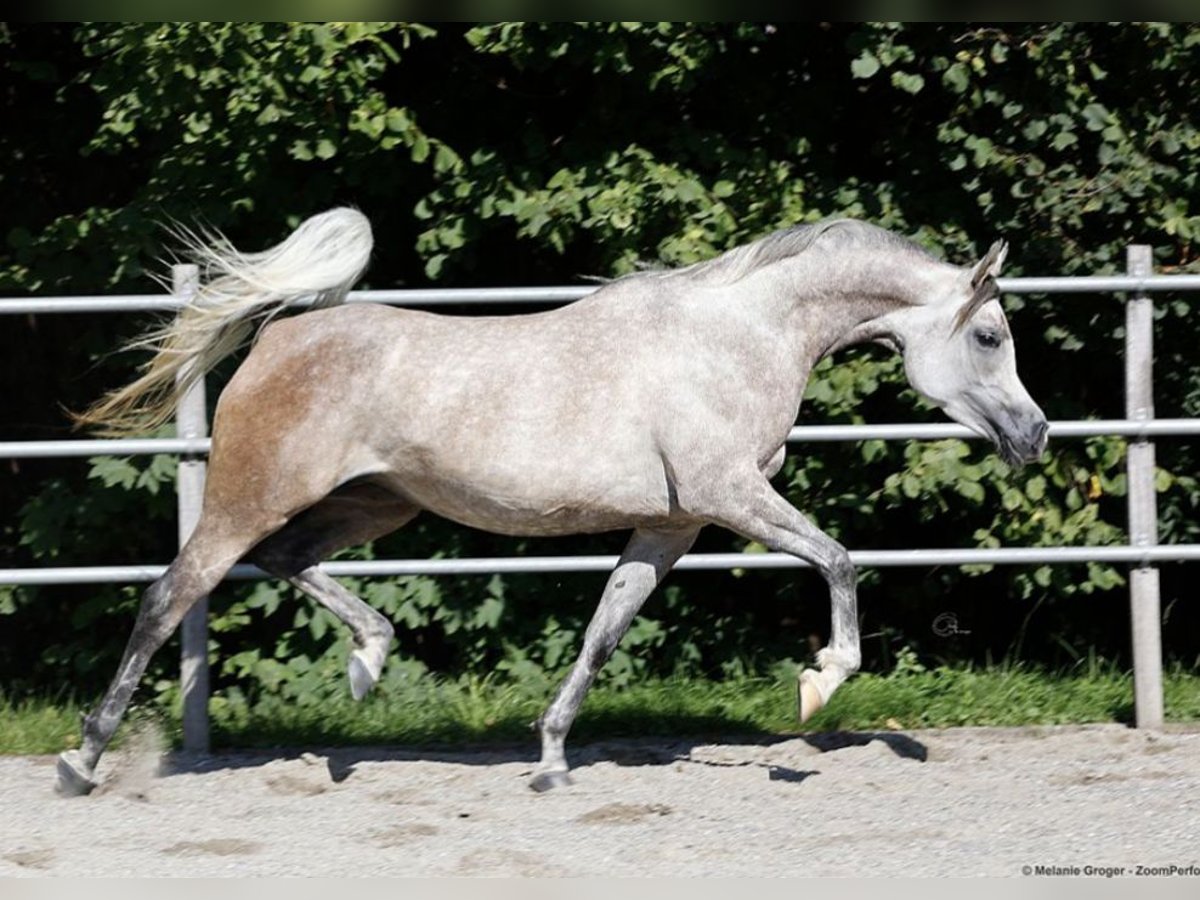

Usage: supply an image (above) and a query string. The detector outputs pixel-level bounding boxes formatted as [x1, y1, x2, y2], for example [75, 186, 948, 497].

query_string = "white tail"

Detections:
[74, 207, 373, 436]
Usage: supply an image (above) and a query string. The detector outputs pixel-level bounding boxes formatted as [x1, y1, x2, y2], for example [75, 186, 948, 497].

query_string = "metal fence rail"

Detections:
[3, 544, 1200, 587]
[6, 272, 1200, 316]
[2, 251, 1197, 741]
[5, 419, 1200, 460]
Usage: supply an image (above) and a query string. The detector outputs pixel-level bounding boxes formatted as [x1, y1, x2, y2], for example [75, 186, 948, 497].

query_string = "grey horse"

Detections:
[59, 208, 1047, 795]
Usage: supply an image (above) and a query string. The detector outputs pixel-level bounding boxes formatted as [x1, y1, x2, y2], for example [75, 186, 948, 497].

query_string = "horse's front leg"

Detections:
[531, 525, 699, 792]
[705, 470, 861, 721]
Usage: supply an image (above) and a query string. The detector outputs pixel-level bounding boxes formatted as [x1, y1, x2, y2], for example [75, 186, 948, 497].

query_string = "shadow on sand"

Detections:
[157, 729, 926, 787]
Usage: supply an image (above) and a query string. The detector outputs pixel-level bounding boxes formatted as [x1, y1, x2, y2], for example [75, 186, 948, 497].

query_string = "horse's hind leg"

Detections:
[250, 483, 419, 700]
[531, 525, 698, 792]
[56, 522, 265, 796]
[285, 569, 398, 700]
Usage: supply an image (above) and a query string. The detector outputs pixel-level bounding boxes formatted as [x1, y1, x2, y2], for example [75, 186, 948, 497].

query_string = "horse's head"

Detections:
[894, 240, 1048, 468]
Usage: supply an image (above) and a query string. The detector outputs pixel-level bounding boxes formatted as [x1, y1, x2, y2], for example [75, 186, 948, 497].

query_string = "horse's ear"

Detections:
[955, 240, 1007, 332]
[971, 239, 1008, 288]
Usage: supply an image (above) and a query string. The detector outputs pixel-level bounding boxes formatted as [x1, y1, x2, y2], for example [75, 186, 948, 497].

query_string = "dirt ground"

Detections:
[2, 723, 1198, 877]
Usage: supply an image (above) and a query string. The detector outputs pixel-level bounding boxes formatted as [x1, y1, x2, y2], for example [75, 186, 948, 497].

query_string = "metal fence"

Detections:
[2, 248, 1199, 747]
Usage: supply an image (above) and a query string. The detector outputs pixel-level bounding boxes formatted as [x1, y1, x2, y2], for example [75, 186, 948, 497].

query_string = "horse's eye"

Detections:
[974, 330, 1001, 350]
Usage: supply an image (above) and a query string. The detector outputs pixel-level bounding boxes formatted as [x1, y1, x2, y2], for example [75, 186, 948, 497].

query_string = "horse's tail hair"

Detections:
[72, 207, 373, 437]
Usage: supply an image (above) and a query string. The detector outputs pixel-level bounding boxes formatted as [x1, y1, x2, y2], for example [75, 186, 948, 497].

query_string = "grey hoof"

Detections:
[529, 770, 573, 793]
[56, 751, 97, 797]
[348, 652, 376, 701]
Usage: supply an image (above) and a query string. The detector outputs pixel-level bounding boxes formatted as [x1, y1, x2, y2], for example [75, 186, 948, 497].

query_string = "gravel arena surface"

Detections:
[2, 723, 1199, 877]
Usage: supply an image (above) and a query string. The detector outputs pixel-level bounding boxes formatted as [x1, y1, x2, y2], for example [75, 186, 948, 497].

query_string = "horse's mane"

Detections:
[626, 218, 938, 287]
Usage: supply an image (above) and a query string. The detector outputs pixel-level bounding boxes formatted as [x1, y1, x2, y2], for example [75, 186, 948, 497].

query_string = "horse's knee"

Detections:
[820, 545, 856, 591]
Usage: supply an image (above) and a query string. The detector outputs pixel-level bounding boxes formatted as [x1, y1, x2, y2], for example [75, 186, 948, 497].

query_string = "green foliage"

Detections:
[7, 664, 1200, 754]
[2, 24, 1200, 710]
[879, 437, 1128, 597]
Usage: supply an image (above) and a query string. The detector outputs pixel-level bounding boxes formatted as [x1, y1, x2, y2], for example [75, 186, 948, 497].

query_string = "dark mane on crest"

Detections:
[632, 218, 939, 287]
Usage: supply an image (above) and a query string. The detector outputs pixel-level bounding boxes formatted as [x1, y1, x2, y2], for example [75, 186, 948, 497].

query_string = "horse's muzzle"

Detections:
[999, 415, 1049, 468]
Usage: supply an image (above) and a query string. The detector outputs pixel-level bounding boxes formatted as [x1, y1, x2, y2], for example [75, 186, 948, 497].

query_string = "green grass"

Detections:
[4, 665, 1199, 756]
[0, 694, 86, 755]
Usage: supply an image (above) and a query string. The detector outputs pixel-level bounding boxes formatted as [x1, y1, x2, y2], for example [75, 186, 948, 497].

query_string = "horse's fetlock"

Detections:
[538, 711, 569, 740]
[371, 615, 395, 645]
[817, 645, 860, 674]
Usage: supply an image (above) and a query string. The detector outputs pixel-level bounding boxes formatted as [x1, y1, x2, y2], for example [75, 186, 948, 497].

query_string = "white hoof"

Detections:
[797, 669, 826, 723]
[348, 649, 383, 701]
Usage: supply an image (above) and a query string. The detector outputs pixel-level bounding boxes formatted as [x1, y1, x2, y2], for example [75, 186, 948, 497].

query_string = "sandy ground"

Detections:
[1, 724, 1198, 877]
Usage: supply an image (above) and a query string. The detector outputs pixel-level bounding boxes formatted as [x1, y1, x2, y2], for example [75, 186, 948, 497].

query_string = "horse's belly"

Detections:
[432, 497, 658, 537]
[381, 461, 674, 537]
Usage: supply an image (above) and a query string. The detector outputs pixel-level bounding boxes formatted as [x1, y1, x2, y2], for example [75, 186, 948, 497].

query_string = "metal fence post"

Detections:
[1125, 244, 1164, 729]
[172, 264, 210, 752]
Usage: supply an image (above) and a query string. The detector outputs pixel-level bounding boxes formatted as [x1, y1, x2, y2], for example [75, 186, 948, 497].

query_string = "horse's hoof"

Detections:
[56, 751, 97, 797]
[348, 651, 378, 701]
[797, 669, 825, 724]
[529, 770, 572, 793]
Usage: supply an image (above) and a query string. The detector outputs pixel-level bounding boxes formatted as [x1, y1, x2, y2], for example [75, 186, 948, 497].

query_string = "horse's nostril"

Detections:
[1028, 419, 1049, 458]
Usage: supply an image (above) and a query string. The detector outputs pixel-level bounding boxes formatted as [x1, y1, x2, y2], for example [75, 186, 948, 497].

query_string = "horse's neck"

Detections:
[771, 249, 958, 360]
